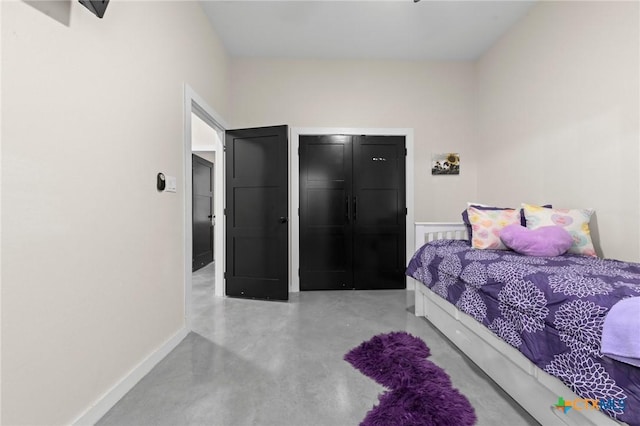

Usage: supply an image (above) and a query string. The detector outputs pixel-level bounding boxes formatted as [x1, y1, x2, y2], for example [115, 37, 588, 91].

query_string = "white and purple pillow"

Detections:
[521, 203, 596, 257]
[467, 207, 521, 250]
[461, 203, 552, 242]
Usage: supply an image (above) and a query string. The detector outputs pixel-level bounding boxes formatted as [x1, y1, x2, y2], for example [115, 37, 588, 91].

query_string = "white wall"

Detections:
[229, 59, 478, 221]
[191, 111, 221, 152]
[1, 1, 228, 424]
[475, 1, 640, 261]
[194, 151, 216, 164]
[228, 3, 640, 260]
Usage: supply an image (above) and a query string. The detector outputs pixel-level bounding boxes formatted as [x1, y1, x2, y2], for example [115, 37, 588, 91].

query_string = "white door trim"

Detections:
[183, 84, 228, 329]
[290, 127, 415, 293]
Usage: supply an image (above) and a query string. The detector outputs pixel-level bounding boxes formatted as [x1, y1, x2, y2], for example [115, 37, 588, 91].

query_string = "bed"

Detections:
[407, 222, 640, 426]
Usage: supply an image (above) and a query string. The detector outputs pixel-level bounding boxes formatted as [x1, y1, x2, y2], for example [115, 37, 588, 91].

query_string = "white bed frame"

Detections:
[412, 222, 625, 426]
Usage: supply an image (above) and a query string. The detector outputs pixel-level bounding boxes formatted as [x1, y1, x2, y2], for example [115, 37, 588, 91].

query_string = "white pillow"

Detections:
[521, 203, 596, 257]
[468, 206, 521, 250]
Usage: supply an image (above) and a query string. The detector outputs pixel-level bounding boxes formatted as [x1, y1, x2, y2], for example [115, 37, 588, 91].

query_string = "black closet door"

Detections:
[299, 135, 406, 290]
[353, 136, 406, 289]
[300, 135, 353, 290]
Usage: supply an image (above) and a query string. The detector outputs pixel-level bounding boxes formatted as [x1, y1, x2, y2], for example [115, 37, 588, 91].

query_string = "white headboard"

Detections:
[414, 222, 468, 251]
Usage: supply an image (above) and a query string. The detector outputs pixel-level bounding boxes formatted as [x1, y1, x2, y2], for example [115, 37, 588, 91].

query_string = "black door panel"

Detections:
[357, 189, 400, 226]
[300, 135, 353, 290]
[307, 188, 347, 226]
[306, 142, 349, 181]
[353, 136, 406, 290]
[225, 126, 288, 301]
[357, 144, 401, 186]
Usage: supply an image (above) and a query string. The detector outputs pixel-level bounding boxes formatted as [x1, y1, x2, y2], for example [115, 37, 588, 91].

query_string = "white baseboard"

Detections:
[72, 327, 189, 425]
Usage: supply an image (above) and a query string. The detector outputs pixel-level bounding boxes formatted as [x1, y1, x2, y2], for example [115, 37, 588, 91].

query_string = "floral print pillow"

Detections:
[467, 206, 521, 250]
[521, 203, 596, 257]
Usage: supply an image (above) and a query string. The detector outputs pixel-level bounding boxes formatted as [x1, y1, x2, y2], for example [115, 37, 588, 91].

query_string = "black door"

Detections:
[225, 125, 289, 301]
[193, 154, 214, 272]
[353, 136, 406, 289]
[299, 135, 354, 290]
[299, 135, 406, 290]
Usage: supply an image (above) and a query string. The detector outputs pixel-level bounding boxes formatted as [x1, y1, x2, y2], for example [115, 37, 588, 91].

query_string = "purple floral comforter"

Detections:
[406, 239, 640, 425]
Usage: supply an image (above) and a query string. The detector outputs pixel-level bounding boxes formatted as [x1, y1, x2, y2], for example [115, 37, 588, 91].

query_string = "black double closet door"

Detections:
[300, 135, 406, 290]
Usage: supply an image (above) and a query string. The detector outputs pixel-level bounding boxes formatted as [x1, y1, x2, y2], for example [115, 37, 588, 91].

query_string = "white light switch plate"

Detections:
[165, 175, 177, 193]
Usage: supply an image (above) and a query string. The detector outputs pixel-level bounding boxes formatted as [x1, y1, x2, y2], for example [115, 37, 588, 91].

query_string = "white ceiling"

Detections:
[200, 1, 537, 61]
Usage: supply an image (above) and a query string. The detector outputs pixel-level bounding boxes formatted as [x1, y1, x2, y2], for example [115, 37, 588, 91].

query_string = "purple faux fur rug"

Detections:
[345, 331, 476, 426]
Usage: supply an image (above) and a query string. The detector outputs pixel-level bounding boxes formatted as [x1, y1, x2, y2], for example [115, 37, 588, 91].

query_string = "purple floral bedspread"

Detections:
[406, 239, 640, 425]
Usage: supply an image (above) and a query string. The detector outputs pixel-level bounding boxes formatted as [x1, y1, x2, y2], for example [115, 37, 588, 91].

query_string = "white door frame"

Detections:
[183, 84, 228, 329]
[290, 127, 415, 293]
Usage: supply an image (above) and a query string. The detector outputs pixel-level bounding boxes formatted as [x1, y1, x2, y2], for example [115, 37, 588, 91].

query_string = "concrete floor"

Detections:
[98, 263, 539, 426]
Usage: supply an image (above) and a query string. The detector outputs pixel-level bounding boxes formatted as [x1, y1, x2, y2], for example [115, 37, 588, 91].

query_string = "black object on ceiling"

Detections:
[79, 0, 109, 18]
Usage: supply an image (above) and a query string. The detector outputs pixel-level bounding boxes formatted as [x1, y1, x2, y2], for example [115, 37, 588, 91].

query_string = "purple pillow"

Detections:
[461, 204, 552, 241]
[499, 224, 573, 257]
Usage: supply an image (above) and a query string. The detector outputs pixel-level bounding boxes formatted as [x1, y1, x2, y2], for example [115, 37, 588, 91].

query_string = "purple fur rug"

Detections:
[345, 331, 476, 426]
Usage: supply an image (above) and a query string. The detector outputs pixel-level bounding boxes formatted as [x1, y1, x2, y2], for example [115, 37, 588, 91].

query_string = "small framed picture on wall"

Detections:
[432, 153, 460, 175]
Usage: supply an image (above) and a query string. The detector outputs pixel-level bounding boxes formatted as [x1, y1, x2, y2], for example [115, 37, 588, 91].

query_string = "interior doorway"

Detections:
[183, 85, 227, 329]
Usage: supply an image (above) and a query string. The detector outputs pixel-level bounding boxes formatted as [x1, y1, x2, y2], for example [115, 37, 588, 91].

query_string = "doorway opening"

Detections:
[183, 85, 227, 329]
[192, 120, 217, 273]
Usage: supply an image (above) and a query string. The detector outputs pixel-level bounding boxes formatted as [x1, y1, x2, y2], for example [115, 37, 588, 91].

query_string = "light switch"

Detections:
[165, 175, 177, 193]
